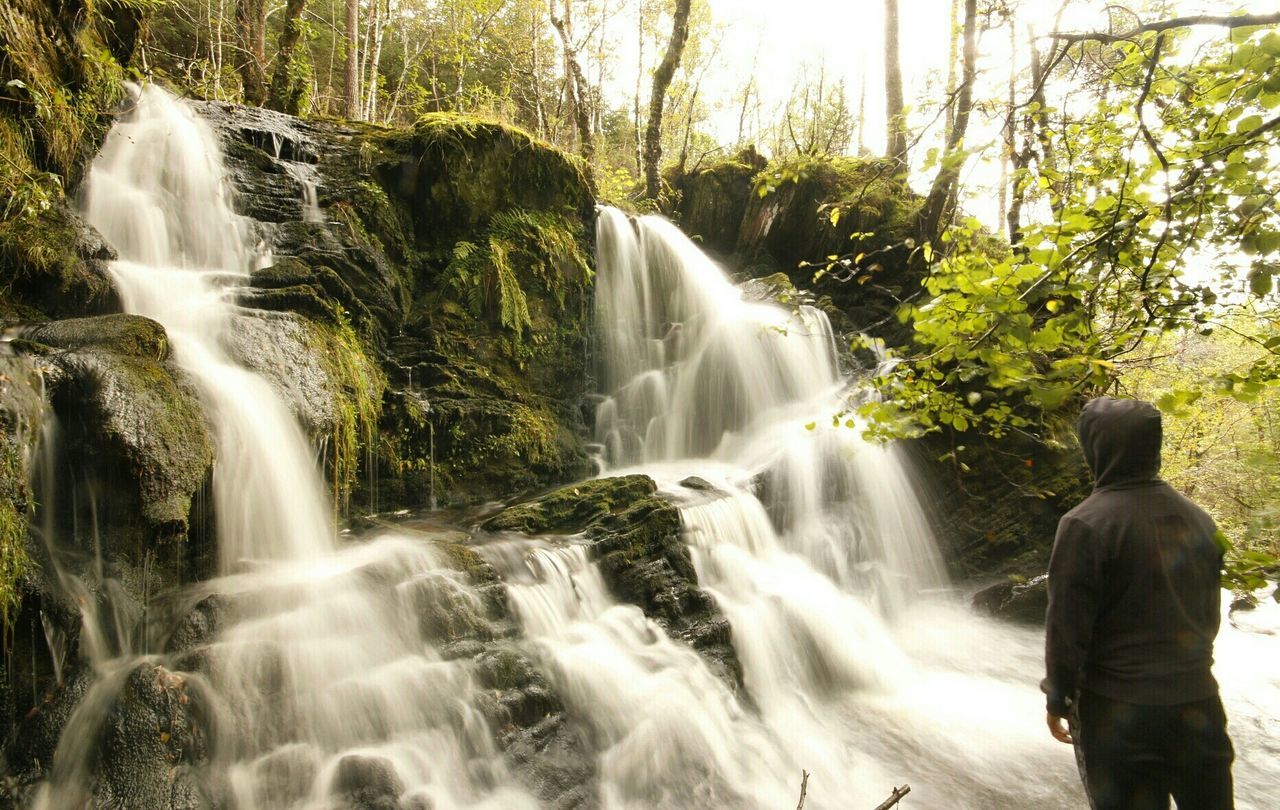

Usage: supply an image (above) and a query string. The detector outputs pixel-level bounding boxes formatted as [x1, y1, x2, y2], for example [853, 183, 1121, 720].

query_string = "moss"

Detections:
[304, 309, 387, 516]
[0, 1, 125, 181]
[482, 475, 658, 535]
[23, 314, 168, 360]
[0, 433, 31, 635]
[433, 541, 498, 585]
[375, 113, 595, 251]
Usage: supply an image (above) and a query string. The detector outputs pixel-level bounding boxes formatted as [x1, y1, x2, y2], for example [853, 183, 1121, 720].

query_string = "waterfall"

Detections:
[31, 84, 538, 809]
[83, 83, 332, 570]
[24, 87, 1277, 810]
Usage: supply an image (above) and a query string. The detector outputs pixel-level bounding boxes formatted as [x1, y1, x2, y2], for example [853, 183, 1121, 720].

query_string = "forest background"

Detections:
[15, 0, 1279, 581]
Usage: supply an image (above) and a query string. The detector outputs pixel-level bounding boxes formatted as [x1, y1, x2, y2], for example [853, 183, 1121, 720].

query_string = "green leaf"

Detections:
[1248, 265, 1274, 297]
[1237, 114, 1264, 134]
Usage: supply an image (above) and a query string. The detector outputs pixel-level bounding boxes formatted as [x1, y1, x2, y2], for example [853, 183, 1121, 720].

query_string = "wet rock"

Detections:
[677, 476, 715, 492]
[247, 745, 320, 809]
[5, 662, 210, 809]
[22, 314, 168, 360]
[475, 646, 561, 729]
[481, 475, 658, 535]
[44, 348, 213, 533]
[502, 714, 597, 810]
[669, 148, 766, 257]
[332, 753, 404, 810]
[404, 568, 497, 644]
[221, 311, 342, 437]
[590, 499, 743, 690]
[165, 594, 227, 654]
[923, 423, 1091, 580]
[972, 574, 1049, 624]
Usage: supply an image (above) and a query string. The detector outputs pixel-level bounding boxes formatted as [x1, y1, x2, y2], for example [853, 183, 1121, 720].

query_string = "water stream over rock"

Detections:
[14, 86, 1278, 810]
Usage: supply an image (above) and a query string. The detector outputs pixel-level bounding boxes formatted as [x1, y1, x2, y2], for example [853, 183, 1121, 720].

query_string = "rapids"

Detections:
[18, 85, 1279, 809]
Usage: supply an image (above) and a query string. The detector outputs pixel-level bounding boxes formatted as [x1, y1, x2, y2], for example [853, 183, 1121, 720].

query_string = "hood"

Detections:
[1077, 397, 1163, 490]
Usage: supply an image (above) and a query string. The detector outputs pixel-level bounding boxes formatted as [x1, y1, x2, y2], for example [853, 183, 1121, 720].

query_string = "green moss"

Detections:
[433, 541, 496, 584]
[0, 434, 30, 635]
[304, 308, 387, 516]
[482, 475, 658, 535]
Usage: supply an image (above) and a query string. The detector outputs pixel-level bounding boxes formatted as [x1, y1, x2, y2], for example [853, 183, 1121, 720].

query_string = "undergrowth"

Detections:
[442, 208, 590, 345]
[309, 307, 387, 516]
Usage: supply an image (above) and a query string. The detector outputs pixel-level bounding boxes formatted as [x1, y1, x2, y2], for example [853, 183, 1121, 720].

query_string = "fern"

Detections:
[440, 208, 589, 348]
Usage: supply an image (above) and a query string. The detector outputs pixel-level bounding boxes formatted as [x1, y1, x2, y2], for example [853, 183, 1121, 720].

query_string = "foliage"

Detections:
[308, 307, 387, 516]
[858, 24, 1280, 442]
[442, 208, 591, 345]
[0, 433, 30, 637]
[1119, 321, 1280, 590]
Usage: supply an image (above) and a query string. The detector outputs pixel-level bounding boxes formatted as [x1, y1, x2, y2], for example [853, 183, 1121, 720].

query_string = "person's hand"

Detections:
[1046, 712, 1073, 744]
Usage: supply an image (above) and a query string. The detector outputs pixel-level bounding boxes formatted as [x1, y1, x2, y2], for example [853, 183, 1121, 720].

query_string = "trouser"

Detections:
[1073, 690, 1235, 810]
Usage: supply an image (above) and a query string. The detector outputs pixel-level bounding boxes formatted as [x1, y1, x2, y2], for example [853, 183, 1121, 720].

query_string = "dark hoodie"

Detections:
[1043, 397, 1222, 715]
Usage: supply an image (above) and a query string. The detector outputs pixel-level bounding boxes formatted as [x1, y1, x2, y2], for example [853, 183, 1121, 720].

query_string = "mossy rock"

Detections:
[919, 419, 1091, 579]
[0, 198, 120, 321]
[44, 347, 213, 532]
[672, 147, 767, 255]
[482, 475, 658, 535]
[376, 114, 595, 249]
[22, 314, 167, 359]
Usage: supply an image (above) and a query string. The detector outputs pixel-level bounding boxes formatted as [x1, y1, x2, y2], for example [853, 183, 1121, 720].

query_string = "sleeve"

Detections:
[1042, 514, 1105, 716]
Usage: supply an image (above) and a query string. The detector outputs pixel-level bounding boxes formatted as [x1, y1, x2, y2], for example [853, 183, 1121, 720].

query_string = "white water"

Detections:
[34, 84, 537, 809]
[28, 86, 1278, 809]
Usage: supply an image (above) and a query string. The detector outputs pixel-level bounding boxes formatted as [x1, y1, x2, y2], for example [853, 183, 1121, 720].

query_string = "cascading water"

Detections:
[24, 84, 1277, 809]
[31, 84, 538, 809]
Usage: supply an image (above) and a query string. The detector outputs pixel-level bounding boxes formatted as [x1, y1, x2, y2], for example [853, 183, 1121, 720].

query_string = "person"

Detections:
[1042, 396, 1234, 810]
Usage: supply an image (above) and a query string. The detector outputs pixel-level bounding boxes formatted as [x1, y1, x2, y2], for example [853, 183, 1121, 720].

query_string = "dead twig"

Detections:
[795, 770, 809, 810]
[873, 784, 912, 810]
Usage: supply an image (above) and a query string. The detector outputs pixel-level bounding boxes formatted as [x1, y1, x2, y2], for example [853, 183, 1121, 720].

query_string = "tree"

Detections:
[918, 0, 976, 241]
[267, 0, 311, 115]
[883, 0, 907, 168]
[643, 0, 692, 199]
[345, 0, 361, 120]
[234, 0, 268, 105]
[550, 0, 595, 162]
[861, 12, 1280, 445]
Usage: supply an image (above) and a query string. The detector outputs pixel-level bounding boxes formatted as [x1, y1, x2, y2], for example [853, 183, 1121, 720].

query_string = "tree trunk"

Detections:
[997, 19, 1015, 230]
[344, 0, 361, 120]
[919, 0, 976, 242]
[364, 0, 388, 121]
[531, 6, 548, 138]
[550, 0, 595, 162]
[643, 0, 692, 200]
[234, 0, 268, 105]
[267, 0, 311, 115]
[633, 0, 645, 174]
[944, 0, 960, 142]
[883, 0, 908, 168]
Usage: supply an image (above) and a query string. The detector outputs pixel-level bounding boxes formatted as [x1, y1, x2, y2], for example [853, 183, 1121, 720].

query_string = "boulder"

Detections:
[972, 574, 1049, 624]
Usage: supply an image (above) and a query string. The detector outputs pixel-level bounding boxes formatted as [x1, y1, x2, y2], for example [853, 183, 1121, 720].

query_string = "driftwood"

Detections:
[873, 784, 912, 810]
[792, 773, 912, 810]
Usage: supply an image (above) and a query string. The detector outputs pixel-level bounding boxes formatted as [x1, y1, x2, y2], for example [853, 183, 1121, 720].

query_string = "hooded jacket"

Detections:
[1043, 397, 1222, 715]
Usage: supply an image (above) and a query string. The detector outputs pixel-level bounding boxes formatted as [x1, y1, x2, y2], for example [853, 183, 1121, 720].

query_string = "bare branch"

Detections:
[873, 784, 912, 810]
[1050, 12, 1280, 44]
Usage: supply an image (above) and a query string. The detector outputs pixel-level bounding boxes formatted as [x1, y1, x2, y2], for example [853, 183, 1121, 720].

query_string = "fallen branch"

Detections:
[873, 784, 912, 810]
[795, 770, 809, 810]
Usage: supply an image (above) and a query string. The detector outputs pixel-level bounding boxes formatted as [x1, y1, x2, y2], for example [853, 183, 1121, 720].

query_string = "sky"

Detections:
[657, 0, 1280, 225]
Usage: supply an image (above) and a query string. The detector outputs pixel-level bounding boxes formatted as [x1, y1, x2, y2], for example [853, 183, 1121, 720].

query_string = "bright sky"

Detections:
[655, 1, 1280, 224]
